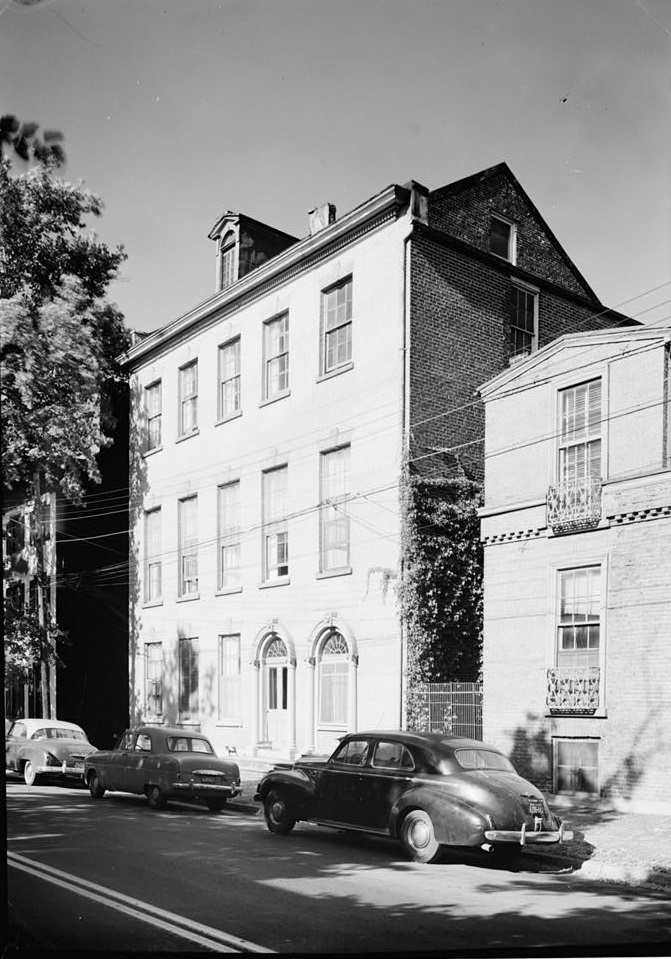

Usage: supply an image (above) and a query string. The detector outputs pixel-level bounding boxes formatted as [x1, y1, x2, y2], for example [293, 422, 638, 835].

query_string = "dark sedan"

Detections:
[255, 730, 572, 863]
[84, 725, 242, 812]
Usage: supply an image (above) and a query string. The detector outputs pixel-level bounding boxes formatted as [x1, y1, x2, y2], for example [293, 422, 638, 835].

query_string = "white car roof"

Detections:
[10, 718, 85, 733]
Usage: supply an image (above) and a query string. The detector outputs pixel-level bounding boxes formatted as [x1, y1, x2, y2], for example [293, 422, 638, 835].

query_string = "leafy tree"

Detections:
[0, 114, 65, 166]
[399, 473, 483, 729]
[1, 153, 129, 717]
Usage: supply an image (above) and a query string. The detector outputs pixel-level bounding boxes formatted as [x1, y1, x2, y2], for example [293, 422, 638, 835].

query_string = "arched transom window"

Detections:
[265, 637, 287, 659]
[319, 631, 348, 726]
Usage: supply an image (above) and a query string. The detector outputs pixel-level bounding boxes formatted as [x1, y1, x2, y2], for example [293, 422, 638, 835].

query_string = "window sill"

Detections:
[316, 362, 353, 384]
[142, 445, 163, 459]
[177, 720, 200, 727]
[215, 586, 243, 596]
[216, 720, 243, 728]
[258, 576, 291, 589]
[176, 592, 200, 603]
[545, 710, 608, 720]
[316, 567, 352, 580]
[142, 599, 163, 609]
[215, 410, 242, 427]
[176, 428, 200, 444]
[144, 716, 164, 724]
[259, 389, 291, 408]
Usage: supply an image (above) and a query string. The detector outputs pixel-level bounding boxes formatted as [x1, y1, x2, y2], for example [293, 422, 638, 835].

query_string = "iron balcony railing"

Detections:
[546, 477, 602, 533]
[546, 666, 600, 715]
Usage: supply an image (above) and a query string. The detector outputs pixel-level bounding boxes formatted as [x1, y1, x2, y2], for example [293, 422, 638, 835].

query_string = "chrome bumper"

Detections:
[485, 821, 573, 846]
[172, 782, 242, 796]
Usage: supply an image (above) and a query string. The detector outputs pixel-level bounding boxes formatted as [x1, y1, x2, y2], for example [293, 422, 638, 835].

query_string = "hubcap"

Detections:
[410, 820, 430, 848]
[271, 800, 284, 821]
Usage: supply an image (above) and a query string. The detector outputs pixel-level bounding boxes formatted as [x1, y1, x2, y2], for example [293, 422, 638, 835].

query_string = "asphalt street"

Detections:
[5, 779, 671, 955]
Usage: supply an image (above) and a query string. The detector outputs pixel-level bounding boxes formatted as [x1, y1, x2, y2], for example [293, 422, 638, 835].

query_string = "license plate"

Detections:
[201, 775, 220, 784]
[528, 799, 544, 815]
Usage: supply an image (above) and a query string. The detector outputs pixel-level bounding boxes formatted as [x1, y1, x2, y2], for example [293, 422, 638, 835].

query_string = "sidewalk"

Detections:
[228, 762, 671, 892]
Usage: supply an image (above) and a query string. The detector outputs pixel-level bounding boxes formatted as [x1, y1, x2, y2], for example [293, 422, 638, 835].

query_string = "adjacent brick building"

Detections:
[479, 326, 671, 813]
[120, 162, 632, 761]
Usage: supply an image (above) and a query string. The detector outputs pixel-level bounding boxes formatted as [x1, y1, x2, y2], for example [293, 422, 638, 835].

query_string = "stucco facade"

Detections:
[480, 327, 671, 813]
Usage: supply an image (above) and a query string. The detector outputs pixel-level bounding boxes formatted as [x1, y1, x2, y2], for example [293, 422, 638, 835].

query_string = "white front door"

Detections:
[265, 663, 288, 744]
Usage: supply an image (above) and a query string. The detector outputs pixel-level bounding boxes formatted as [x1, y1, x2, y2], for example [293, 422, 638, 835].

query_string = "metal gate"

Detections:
[416, 682, 483, 740]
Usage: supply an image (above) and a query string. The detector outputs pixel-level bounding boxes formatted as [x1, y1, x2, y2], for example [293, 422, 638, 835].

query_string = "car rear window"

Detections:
[33, 727, 87, 741]
[455, 748, 515, 772]
[167, 737, 213, 754]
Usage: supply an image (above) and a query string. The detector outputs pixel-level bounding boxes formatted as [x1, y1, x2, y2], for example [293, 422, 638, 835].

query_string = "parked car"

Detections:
[84, 725, 242, 812]
[5, 718, 97, 786]
[254, 730, 572, 863]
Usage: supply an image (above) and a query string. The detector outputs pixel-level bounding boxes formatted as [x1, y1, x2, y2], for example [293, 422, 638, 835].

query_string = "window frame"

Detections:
[145, 380, 162, 452]
[319, 445, 351, 574]
[178, 360, 198, 438]
[218, 633, 241, 723]
[263, 312, 290, 402]
[490, 213, 517, 263]
[217, 481, 241, 592]
[220, 231, 237, 290]
[557, 378, 602, 486]
[178, 495, 199, 598]
[509, 281, 539, 360]
[556, 566, 601, 670]
[262, 465, 289, 583]
[553, 737, 600, 795]
[143, 507, 162, 604]
[318, 631, 349, 728]
[145, 641, 163, 718]
[218, 337, 241, 422]
[320, 276, 353, 376]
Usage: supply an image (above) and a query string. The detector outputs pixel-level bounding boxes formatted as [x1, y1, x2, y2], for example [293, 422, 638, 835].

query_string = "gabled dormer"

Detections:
[208, 213, 298, 293]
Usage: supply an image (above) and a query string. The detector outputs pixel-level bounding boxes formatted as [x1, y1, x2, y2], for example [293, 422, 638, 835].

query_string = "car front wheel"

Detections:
[88, 771, 105, 799]
[147, 785, 167, 810]
[23, 761, 40, 787]
[399, 810, 441, 863]
[264, 788, 296, 834]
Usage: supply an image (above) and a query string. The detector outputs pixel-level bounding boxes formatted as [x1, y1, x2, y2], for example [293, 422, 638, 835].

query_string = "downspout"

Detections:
[399, 182, 429, 730]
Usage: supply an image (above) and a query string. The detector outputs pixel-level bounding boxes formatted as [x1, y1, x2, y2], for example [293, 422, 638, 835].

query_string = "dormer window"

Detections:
[490, 214, 516, 263]
[220, 231, 236, 290]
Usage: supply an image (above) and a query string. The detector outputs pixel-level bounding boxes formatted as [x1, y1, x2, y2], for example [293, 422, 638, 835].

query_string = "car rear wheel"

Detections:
[399, 810, 441, 863]
[88, 771, 105, 799]
[23, 761, 41, 787]
[147, 785, 167, 810]
[264, 788, 296, 834]
[206, 798, 227, 813]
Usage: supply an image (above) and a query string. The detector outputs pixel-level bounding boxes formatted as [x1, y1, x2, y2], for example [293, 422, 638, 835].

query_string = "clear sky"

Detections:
[2, 0, 669, 332]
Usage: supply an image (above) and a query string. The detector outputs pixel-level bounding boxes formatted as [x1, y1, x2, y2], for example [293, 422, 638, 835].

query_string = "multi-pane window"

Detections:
[320, 445, 350, 572]
[145, 381, 162, 451]
[490, 214, 516, 262]
[178, 637, 199, 721]
[178, 496, 198, 596]
[319, 631, 348, 726]
[179, 361, 198, 436]
[264, 313, 289, 399]
[218, 481, 240, 590]
[218, 338, 241, 420]
[263, 466, 288, 581]
[145, 642, 163, 717]
[144, 508, 162, 603]
[510, 284, 538, 358]
[557, 567, 600, 668]
[559, 380, 602, 485]
[220, 233, 236, 290]
[218, 634, 241, 720]
[555, 739, 599, 794]
[322, 277, 353, 374]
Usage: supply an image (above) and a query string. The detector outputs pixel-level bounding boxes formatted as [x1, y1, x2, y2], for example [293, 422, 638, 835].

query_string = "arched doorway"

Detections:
[306, 619, 358, 755]
[252, 624, 297, 756]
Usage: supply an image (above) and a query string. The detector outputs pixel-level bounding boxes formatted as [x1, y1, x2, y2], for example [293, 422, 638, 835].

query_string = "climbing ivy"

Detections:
[399, 470, 483, 728]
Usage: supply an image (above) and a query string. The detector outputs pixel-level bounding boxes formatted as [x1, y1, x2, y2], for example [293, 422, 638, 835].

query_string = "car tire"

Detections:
[264, 788, 296, 835]
[206, 798, 227, 813]
[88, 771, 105, 799]
[23, 761, 40, 787]
[399, 810, 442, 863]
[147, 785, 167, 810]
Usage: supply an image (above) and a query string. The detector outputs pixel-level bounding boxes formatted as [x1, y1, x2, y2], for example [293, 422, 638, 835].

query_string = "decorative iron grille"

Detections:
[546, 478, 602, 533]
[546, 666, 600, 714]
[415, 682, 483, 739]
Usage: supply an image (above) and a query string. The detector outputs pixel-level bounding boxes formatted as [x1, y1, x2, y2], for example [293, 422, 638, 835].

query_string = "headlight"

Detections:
[45, 752, 61, 766]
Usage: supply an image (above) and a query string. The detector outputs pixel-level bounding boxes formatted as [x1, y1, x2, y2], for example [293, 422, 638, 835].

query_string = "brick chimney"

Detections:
[308, 202, 336, 236]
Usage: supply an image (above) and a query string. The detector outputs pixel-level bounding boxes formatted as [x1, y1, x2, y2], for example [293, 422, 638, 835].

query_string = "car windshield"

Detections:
[166, 737, 213, 754]
[33, 727, 88, 742]
[454, 748, 515, 772]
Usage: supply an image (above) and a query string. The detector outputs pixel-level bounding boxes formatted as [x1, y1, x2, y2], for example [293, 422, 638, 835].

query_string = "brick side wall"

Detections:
[429, 168, 589, 297]
[408, 234, 619, 481]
